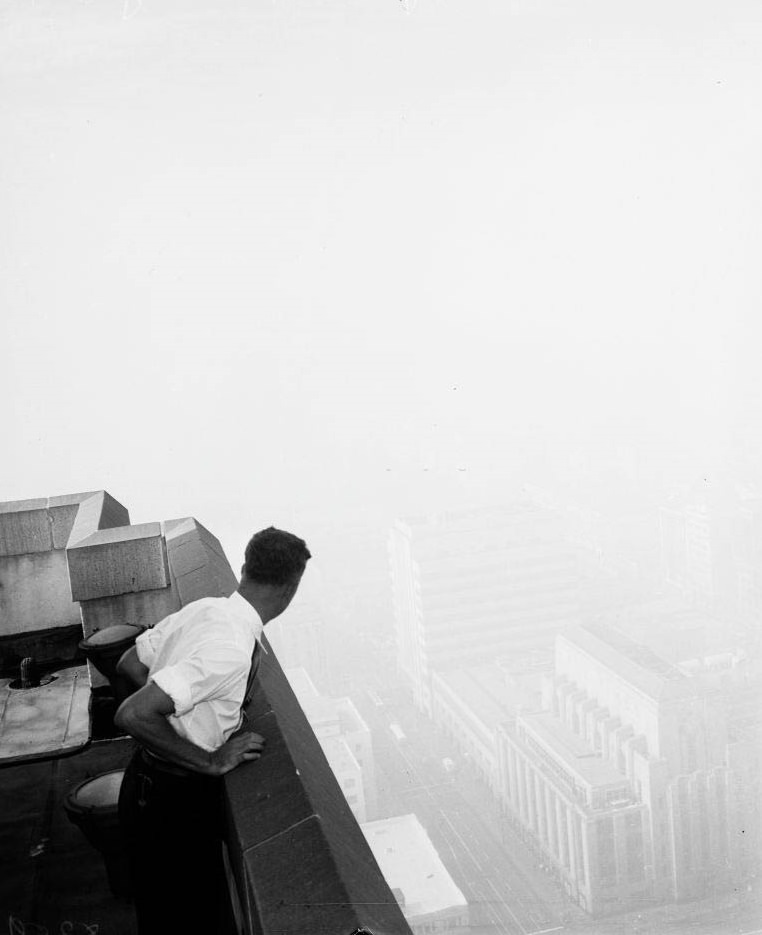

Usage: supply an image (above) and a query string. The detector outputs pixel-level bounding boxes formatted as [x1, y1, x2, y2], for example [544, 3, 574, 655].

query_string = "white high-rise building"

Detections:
[497, 624, 760, 914]
[388, 504, 580, 713]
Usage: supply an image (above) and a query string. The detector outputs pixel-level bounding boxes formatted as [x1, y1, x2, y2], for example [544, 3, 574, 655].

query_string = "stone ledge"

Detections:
[0, 491, 129, 558]
[67, 527, 169, 602]
[70, 522, 163, 550]
[223, 640, 412, 935]
[67, 491, 130, 549]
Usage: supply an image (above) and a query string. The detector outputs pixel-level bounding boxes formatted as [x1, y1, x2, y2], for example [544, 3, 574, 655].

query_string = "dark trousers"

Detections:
[118, 748, 229, 934]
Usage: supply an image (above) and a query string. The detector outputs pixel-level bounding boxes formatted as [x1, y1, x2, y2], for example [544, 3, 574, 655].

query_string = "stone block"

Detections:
[163, 517, 198, 544]
[0, 497, 48, 514]
[67, 524, 169, 602]
[169, 540, 209, 579]
[175, 572, 221, 607]
[164, 518, 238, 606]
[0, 491, 130, 557]
[164, 517, 230, 563]
[50, 504, 81, 550]
[48, 491, 99, 509]
[194, 521, 230, 563]
[99, 492, 130, 530]
[66, 491, 130, 549]
[0, 507, 53, 556]
[0, 551, 81, 636]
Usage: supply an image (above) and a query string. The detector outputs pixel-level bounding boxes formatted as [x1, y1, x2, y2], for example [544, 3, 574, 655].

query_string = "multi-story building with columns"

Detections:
[499, 710, 647, 914]
[497, 623, 752, 915]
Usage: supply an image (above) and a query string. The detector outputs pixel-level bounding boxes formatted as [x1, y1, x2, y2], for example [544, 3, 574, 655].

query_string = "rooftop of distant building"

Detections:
[362, 813, 468, 920]
[519, 710, 631, 792]
[434, 664, 537, 731]
[560, 623, 695, 702]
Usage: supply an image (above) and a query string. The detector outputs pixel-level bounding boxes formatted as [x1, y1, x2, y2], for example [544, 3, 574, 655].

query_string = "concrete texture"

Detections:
[224, 639, 413, 935]
[67, 524, 170, 602]
[66, 491, 130, 548]
[0, 491, 128, 557]
[0, 665, 90, 764]
[164, 517, 239, 605]
[0, 736, 137, 933]
[0, 491, 130, 639]
[0, 504, 55, 556]
[0, 550, 81, 636]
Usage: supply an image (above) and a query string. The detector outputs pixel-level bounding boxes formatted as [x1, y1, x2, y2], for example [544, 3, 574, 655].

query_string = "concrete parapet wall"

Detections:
[224, 640, 413, 935]
[67, 491, 130, 548]
[0, 491, 130, 639]
[0, 492, 129, 558]
[164, 518, 238, 604]
[68, 524, 169, 602]
[0, 500, 77, 557]
[0, 551, 81, 637]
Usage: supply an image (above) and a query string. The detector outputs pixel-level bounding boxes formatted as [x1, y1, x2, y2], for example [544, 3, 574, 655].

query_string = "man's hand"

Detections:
[209, 731, 266, 776]
[116, 682, 265, 776]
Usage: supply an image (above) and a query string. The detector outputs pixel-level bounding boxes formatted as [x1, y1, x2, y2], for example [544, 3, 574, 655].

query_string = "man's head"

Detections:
[239, 527, 311, 622]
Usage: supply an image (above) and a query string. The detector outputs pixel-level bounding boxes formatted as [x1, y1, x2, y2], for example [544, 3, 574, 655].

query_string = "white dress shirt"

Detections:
[135, 591, 265, 752]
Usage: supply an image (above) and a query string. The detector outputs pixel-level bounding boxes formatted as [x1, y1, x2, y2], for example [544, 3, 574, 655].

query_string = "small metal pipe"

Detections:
[20, 657, 39, 689]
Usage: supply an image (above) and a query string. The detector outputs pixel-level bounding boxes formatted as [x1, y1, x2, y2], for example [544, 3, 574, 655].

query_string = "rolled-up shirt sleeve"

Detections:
[135, 626, 162, 669]
[150, 642, 250, 718]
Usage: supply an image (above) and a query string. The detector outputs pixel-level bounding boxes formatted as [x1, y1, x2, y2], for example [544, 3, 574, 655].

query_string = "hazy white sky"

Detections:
[3, 0, 761, 559]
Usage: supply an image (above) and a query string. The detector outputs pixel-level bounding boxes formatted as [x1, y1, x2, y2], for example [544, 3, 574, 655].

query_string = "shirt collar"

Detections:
[228, 590, 268, 653]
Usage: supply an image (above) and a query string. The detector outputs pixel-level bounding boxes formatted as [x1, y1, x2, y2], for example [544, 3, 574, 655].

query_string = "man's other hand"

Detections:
[209, 731, 266, 776]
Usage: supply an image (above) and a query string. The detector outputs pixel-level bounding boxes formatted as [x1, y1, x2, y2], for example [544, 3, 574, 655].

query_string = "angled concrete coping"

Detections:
[68, 522, 163, 550]
[0, 490, 130, 557]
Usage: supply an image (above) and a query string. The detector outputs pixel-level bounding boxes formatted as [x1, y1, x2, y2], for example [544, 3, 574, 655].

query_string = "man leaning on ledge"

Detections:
[114, 527, 311, 935]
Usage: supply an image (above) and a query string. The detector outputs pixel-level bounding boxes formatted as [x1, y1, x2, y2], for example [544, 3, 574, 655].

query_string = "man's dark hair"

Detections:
[243, 527, 311, 586]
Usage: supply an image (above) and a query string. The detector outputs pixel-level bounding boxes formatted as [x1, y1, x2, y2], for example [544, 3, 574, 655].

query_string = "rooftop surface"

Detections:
[520, 711, 628, 790]
[0, 665, 90, 764]
[361, 813, 467, 919]
[434, 665, 526, 730]
[0, 736, 137, 933]
[560, 624, 694, 702]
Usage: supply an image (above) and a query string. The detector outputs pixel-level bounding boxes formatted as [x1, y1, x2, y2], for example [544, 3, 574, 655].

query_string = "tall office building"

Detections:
[388, 504, 579, 714]
[497, 624, 758, 915]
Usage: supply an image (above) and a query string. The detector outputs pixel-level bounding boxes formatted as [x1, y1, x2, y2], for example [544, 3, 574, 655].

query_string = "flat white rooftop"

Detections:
[361, 813, 467, 920]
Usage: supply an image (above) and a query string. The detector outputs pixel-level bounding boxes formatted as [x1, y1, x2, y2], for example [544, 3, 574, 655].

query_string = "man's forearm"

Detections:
[115, 705, 217, 775]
